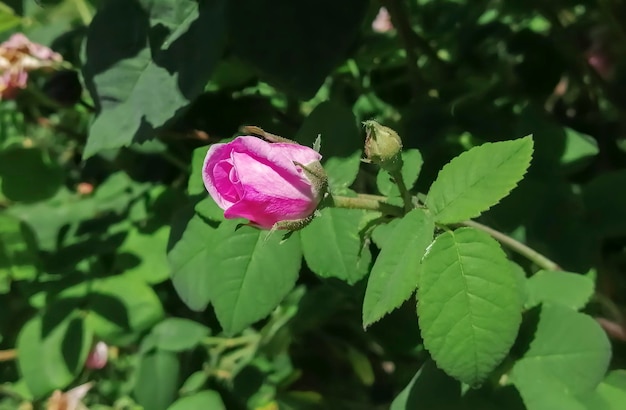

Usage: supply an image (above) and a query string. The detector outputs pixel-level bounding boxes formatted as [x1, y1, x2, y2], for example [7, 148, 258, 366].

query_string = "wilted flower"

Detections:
[46, 382, 92, 410]
[202, 135, 327, 230]
[0, 67, 27, 99]
[372, 7, 394, 34]
[0, 33, 63, 99]
[85, 341, 108, 370]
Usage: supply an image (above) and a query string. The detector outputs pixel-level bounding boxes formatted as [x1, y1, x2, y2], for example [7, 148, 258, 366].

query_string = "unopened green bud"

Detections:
[363, 120, 403, 173]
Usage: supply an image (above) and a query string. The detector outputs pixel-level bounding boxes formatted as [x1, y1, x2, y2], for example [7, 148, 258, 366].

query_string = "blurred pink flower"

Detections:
[0, 67, 28, 99]
[85, 341, 108, 370]
[202, 136, 325, 229]
[47, 382, 92, 410]
[0, 33, 62, 99]
[372, 7, 394, 33]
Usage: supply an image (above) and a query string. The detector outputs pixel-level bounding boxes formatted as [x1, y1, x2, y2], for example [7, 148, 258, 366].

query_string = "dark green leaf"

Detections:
[208, 221, 302, 335]
[228, 0, 368, 98]
[86, 275, 164, 345]
[17, 313, 91, 398]
[151, 318, 209, 352]
[301, 208, 371, 284]
[134, 349, 180, 410]
[83, 0, 226, 157]
[363, 208, 434, 327]
[0, 212, 38, 288]
[0, 148, 63, 202]
[168, 212, 218, 311]
[390, 360, 461, 410]
[167, 391, 226, 410]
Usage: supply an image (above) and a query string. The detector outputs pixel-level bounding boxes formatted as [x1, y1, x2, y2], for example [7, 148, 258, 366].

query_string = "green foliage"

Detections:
[426, 136, 534, 224]
[206, 221, 302, 335]
[17, 311, 92, 397]
[362, 208, 434, 327]
[82, 0, 226, 157]
[525, 270, 595, 310]
[511, 305, 612, 409]
[418, 227, 523, 386]
[301, 208, 371, 284]
[1, 0, 625, 408]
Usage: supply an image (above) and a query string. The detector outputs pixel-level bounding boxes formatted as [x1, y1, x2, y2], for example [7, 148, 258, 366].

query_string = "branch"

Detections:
[460, 220, 561, 271]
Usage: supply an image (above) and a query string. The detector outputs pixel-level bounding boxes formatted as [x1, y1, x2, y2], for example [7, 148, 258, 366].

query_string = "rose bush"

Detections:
[202, 135, 326, 229]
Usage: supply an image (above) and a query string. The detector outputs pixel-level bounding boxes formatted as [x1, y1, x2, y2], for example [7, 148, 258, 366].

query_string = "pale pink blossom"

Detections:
[47, 382, 92, 410]
[202, 136, 324, 229]
[0, 67, 27, 99]
[372, 7, 394, 34]
[0, 33, 62, 99]
[85, 341, 108, 370]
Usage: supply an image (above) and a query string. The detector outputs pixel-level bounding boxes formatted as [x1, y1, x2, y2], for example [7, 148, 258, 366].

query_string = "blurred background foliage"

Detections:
[1, 0, 626, 409]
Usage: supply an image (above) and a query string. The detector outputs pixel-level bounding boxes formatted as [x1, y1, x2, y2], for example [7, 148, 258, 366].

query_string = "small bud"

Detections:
[85, 341, 108, 370]
[363, 120, 403, 173]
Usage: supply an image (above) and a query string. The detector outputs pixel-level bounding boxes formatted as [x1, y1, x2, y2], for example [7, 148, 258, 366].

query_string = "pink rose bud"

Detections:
[85, 341, 108, 369]
[202, 136, 327, 230]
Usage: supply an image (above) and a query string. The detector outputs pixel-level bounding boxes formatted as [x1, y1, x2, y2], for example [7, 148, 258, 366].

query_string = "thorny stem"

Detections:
[332, 194, 562, 271]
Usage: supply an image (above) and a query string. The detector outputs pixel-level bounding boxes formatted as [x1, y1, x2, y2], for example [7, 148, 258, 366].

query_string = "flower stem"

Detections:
[332, 193, 561, 271]
[331, 195, 403, 216]
[459, 220, 561, 271]
[390, 170, 413, 213]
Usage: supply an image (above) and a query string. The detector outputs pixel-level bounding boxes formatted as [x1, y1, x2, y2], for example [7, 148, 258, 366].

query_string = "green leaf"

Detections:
[0, 3, 21, 32]
[82, 0, 226, 157]
[511, 360, 587, 410]
[0, 148, 63, 202]
[560, 128, 598, 170]
[150, 318, 209, 352]
[583, 170, 626, 238]
[228, 0, 368, 99]
[86, 275, 164, 345]
[134, 349, 180, 410]
[17, 313, 92, 398]
[425, 137, 533, 224]
[345, 345, 375, 386]
[208, 221, 302, 334]
[377, 149, 423, 197]
[324, 151, 362, 195]
[114, 225, 170, 284]
[417, 227, 523, 385]
[179, 371, 209, 395]
[370, 218, 401, 249]
[296, 101, 362, 158]
[363, 208, 434, 327]
[0, 212, 38, 290]
[194, 197, 226, 222]
[582, 370, 626, 410]
[301, 208, 371, 284]
[167, 391, 226, 410]
[390, 360, 461, 410]
[525, 270, 594, 310]
[168, 212, 219, 311]
[511, 305, 611, 397]
[188, 147, 208, 196]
